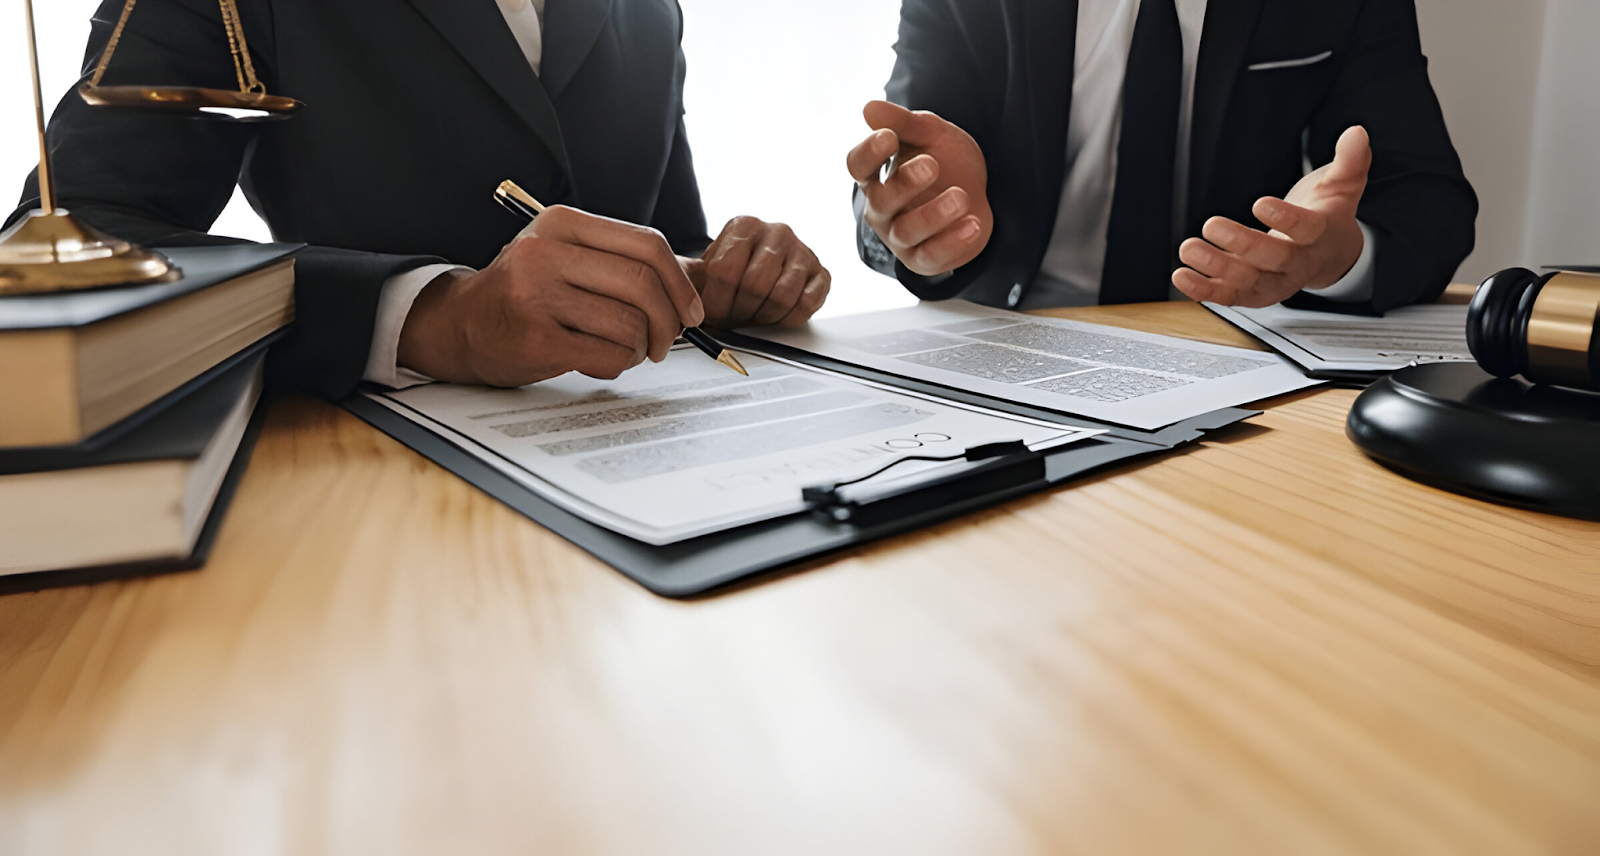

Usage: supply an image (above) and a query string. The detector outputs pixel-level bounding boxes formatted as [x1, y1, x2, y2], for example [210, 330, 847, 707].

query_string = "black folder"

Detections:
[343, 342, 1258, 598]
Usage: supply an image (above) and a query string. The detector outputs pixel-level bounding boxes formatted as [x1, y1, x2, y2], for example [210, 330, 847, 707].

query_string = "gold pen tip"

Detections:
[717, 350, 749, 376]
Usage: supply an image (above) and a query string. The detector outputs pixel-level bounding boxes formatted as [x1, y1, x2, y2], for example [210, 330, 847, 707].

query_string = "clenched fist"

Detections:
[684, 216, 830, 328]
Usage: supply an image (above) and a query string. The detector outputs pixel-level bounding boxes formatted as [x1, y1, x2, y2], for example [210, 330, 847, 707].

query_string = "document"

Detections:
[1204, 302, 1473, 375]
[741, 302, 1319, 430]
[367, 348, 1099, 545]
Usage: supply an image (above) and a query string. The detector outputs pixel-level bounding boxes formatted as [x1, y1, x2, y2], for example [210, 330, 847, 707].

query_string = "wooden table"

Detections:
[3, 303, 1597, 854]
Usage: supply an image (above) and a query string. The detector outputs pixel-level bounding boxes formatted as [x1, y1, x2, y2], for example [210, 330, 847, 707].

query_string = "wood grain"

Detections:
[1, 302, 1596, 855]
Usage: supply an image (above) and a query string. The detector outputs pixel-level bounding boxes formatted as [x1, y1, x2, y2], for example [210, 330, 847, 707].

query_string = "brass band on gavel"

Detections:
[1468, 268, 1600, 391]
[1524, 272, 1600, 390]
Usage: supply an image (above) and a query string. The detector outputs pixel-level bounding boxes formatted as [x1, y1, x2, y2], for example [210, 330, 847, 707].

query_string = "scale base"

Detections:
[1348, 362, 1600, 520]
[0, 209, 177, 295]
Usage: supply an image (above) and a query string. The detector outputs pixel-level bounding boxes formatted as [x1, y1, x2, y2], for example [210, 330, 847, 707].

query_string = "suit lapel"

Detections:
[405, 0, 572, 174]
[1022, 0, 1079, 227]
[1187, 0, 1265, 224]
[540, 0, 615, 101]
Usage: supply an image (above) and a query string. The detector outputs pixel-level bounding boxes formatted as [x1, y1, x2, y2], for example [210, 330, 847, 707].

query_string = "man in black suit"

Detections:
[10, 0, 830, 397]
[846, 0, 1476, 314]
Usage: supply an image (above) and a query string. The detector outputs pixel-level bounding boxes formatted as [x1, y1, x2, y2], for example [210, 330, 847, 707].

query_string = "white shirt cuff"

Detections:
[363, 263, 470, 389]
[1302, 220, 1376, 303]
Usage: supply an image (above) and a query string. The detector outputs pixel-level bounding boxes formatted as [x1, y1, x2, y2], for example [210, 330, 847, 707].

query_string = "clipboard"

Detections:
[341, 345, 1258, 597]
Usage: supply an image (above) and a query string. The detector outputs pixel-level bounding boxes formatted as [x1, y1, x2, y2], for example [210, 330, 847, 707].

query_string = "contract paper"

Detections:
[741, 301, 1319, 430]
[369, 349, 1098, 545]
[1205, 302, 1473, 375]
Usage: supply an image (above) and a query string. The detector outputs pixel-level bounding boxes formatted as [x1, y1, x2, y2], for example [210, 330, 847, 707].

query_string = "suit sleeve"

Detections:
[648, 8, 711, 258]
[6, 0, 437, 400]
[650, 115, 713, 258]
[854, 0, 999, 300]
[1301, 0, 1477, 313]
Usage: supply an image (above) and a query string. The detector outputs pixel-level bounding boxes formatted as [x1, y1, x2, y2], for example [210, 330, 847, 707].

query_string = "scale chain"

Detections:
[89, 0, 264, 95]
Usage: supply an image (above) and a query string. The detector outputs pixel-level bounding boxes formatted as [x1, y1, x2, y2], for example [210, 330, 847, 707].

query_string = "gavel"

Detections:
[1468, 268, 1600, 391]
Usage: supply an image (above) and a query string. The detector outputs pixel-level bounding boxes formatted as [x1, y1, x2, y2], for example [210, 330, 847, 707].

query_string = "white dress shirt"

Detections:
[363, 0, 548, 388]
[1033, 0, 1374, 307]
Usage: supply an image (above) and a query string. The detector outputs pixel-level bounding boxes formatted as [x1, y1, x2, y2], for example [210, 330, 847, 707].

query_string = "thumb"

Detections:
[1324, 125, 1372, 194]
[863, 99, 946, 146]
[863, 99, 915, 133]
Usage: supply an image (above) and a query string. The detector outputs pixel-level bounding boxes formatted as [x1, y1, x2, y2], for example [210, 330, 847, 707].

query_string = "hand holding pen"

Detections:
[495, 181, 747, 375]
[394, 188, 710, 387]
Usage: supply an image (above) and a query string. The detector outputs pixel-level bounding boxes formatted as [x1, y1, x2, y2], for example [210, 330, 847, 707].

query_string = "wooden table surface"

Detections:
[2, 302, 1597, 855]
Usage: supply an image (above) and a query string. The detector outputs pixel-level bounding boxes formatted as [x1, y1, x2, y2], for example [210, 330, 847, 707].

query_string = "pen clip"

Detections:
[494, 179, 545, 222]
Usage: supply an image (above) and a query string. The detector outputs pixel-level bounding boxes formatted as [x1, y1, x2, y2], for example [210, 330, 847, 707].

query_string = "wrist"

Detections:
[398, 268, 477, 384]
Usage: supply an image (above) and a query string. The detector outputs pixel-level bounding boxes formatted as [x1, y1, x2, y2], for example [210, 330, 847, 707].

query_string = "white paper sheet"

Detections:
[370, 349, 1098, 545]
[740, 301, 1319, 430]
[1205, 302, 1473, 374]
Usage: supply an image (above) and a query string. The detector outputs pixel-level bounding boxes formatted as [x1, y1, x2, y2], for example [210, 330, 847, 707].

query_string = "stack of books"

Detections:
[0, 243, 298, 589]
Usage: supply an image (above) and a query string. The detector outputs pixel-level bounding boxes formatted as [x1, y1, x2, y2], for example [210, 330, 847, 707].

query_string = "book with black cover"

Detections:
[0, 243, 300, 447]
[0, 243, 301, 331]
[0, 350, 268, 588]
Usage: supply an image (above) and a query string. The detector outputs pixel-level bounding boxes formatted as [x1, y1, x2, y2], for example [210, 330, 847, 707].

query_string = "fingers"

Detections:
[560, 329, 645, 381]
[699, 217, 762, 322]
[700, 217, 830, 327]
[752, 246, 823, 325]
[862, 153, 941, 228]
[730, 227, 790, 322]
[1179, 236, 1263, 286]
[547, 287, 650, 367]
[903, 215, 983, 275]
[531, 239, 682, 362]
[886, 186, 971, 249]
[1177, 228, 1299, 307]
[778, 270, 831, 327]
[528, 205, 705, 329]
[751, 260, 808, 326]
[1202, 215, 1298, 272]
[1171, 265, 1287, 308]
[1252, 198, 1328, 247]
[847, 128, 899, 186]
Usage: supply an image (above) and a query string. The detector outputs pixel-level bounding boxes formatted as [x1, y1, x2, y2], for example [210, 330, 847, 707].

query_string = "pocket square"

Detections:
[1247, 50, 1334, 72]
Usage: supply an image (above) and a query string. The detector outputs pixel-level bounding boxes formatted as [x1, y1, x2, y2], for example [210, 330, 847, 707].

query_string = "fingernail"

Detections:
[939, 193, 963, 217]
[955, 218, 980, 240]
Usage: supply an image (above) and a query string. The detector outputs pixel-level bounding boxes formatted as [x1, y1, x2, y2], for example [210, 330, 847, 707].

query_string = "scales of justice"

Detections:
[0, 0, 300, 295]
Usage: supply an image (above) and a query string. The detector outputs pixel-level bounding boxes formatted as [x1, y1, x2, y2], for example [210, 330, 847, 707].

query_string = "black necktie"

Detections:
[1100, 0, 1183, 304]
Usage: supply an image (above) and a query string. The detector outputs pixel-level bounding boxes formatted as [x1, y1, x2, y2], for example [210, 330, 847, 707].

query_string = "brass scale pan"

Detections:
[77, 84, 299, 122]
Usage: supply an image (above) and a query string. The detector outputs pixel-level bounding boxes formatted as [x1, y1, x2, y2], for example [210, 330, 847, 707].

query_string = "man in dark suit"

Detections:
[9, 0, 830, 397]
[846, 0, 1476, 314]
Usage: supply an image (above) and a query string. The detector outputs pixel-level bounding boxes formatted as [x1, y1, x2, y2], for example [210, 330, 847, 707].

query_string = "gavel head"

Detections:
[1468, 268, 1600, 390]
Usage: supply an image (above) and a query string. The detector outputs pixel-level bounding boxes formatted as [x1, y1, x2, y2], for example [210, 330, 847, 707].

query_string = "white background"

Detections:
[0, 0, 917, 317]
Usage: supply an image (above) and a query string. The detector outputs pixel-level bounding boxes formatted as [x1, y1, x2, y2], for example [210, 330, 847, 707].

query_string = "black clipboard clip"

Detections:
[801, 440, 1043, 525]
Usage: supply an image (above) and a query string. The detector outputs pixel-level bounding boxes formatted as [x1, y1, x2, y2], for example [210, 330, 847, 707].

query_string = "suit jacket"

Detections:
[857, 0, 1478, 314]
[7, 0, 710, 399]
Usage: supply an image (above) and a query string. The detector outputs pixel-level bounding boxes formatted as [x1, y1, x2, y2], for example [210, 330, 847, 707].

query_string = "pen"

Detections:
[493, 179, 749, 377]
